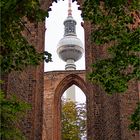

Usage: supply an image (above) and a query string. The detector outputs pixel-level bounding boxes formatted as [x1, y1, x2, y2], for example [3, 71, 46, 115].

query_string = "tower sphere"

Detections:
[57, 35, 83, 62]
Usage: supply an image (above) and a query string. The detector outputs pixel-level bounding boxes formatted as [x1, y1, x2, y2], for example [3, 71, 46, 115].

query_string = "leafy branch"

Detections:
[0, 0, 52, 74]
[82, 0, 140, 131]
[82, 0, 140, 94]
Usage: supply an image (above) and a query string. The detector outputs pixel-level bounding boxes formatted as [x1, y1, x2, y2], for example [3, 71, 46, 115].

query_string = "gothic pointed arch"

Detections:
[54, 74, 89, 103]
[53, 73, 89, 140]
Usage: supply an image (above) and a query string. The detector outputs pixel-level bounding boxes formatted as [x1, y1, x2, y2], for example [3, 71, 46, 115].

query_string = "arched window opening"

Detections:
[61, 85, 87, 140]
[44, 0, 85, 72]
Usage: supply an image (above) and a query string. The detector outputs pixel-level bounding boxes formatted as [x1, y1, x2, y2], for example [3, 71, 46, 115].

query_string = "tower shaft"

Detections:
[66, 85, 76, 102]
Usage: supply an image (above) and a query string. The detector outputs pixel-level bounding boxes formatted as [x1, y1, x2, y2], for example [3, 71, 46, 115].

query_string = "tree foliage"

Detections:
[82, 0, 140, 94]
[61, 100, 86, 140]
[0, 1, 52, 139]
[0, 88, 30, 140]
[82, 0, 140, 131]
[0, 0, 52, 74]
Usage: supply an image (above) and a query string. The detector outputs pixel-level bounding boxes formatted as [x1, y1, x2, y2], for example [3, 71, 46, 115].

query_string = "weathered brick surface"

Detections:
[43, 70, 89, 140]
[119, 80, 139, 140]
[5, 19, 45, 139]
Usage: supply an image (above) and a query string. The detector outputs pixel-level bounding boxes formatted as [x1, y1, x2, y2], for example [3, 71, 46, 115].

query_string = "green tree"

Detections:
[82, 0, 140, 130]
[61, 100, 86, 140]
[82, 0, 139, 94]
[1, 0, 52, 74]
[0, 1, 52, 139]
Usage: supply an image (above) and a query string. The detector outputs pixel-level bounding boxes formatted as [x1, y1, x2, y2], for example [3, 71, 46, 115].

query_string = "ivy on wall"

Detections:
[1, 0, 52, 73]
[82, 0, 140, 94]
[82, 0, 140, 131]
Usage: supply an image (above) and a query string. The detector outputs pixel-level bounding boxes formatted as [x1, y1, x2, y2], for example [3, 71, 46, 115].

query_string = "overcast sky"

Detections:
[44, 0, 86, 103]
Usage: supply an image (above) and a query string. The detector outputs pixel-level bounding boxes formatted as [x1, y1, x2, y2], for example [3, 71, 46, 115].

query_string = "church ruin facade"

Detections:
[3, 0, 139, 140]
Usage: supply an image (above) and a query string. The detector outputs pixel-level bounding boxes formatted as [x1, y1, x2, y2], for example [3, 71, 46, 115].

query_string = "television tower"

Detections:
[57, 0, 83, 102]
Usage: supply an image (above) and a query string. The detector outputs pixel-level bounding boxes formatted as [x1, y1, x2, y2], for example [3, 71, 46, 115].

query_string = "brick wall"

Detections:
[3, 0, 139, 139]
[6, 19, 45, 139]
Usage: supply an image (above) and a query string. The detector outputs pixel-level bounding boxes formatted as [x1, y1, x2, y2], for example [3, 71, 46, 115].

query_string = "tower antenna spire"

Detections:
[68, 0, 72, 16]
